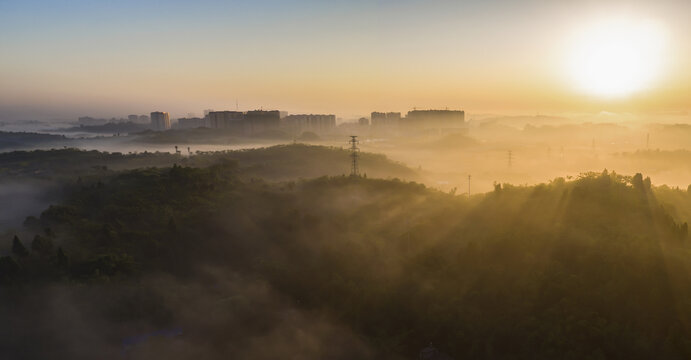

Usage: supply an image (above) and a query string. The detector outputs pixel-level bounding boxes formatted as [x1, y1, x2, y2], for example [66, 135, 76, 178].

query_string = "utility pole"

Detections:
[468, 174, 471, 199]
[349, 136, 360, 177]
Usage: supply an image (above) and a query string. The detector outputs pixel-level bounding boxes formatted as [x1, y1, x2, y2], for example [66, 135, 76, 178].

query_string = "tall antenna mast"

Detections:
[349, 135, 360, 177]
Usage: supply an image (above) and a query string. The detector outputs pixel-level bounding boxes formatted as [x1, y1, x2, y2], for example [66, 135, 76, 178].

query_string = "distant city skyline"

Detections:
[1, 0, 689, 121]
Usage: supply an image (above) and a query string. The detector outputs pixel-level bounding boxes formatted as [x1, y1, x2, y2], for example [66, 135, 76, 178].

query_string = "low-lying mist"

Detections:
[2, 161, 690, 358]
[0, 181, 60, 233]
[0, 269, 374, 360]
[2, 116, 691, 358]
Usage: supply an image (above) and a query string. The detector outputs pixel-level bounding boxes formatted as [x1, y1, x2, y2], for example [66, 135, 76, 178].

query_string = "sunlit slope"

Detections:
[2, 167, 690, 359]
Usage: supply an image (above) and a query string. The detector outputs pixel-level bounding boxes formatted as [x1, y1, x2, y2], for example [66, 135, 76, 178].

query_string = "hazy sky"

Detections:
[1, 0, 689, 120]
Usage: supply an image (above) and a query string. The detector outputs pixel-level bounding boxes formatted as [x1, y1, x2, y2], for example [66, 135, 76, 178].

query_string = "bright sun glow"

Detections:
[567, 17, 668, 97]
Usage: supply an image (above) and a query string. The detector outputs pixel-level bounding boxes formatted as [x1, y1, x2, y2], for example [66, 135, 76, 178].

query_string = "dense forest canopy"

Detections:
[1, 146, 690, 359]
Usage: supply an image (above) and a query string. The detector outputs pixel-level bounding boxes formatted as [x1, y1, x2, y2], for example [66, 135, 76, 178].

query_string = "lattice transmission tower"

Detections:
[349, 135, 360, 176]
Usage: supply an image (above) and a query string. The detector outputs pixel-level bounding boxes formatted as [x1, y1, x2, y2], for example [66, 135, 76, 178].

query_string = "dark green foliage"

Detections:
[0, 131, 66, 150]
[5, 164, 691, 359]
[56, 247, 69, 269]
[31, 235, 53, 257]
[11, 236, 29, 258]
[0, 256, 20, 282]
[71, 253, 136, 279]
[22, 216, 41, 230]
[0, 144, 417, 183]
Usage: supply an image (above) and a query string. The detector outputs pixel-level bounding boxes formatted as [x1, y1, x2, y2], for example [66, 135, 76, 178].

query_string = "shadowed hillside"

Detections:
[1, 164, 690, 359]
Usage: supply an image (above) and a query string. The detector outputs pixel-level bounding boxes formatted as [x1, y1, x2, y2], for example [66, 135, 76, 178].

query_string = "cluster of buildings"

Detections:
[154, 108, 466, 136]
[368, 109, 466, 135]
[206, 110, 280, 135]
[371, 110, 465, 128]
[173, 110, 336, 136]
[77, 108, 466, 137]
[283, 114, 336, 134]
[371, 112, 402, 127]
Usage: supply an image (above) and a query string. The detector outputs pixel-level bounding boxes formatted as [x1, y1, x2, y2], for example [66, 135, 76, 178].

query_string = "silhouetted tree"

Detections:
[12, 236, 29, 258]
[167, 217, 178, 233]
[56, 247, 69, 269]
[23, 216, 41, 230]
[680, 223, 688, 240]
[632, 173, 645, 191]
[31, 235, 53, 257]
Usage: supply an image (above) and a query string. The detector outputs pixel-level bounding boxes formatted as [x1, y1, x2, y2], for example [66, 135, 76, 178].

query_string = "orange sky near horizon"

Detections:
[0, 0, 689, 120]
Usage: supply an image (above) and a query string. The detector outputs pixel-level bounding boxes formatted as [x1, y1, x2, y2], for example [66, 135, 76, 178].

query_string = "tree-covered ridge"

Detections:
[1, 167, 690, 359]
[0, 131, 68, 150]
[0, 144, 417, 181]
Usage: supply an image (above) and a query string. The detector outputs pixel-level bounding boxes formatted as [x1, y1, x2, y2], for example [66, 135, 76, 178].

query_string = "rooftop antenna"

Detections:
[348, 135, 360, 177]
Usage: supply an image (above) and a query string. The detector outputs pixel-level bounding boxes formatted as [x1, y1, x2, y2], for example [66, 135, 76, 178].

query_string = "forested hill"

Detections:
[0, 144, 417, 181]
[1, 167, 691, 359]
[0, 131, 68, 150]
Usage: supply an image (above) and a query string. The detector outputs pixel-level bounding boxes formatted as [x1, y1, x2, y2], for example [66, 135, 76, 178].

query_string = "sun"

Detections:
[567, 17, 667, 98]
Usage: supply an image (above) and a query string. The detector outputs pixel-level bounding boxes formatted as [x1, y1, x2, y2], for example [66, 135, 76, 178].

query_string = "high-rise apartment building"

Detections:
[150, 111, 171, 131]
